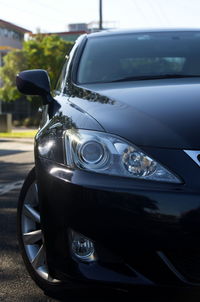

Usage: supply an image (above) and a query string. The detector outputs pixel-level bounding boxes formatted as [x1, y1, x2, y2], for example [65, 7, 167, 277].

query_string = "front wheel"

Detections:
[17, 168, 71, 297]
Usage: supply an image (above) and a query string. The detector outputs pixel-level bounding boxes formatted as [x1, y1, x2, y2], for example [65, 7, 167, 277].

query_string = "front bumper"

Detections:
[36, 157, 200, 288]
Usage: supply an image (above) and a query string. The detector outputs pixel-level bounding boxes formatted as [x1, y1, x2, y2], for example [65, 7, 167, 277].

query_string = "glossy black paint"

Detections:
[36, 156, 200, 286]
[67, 79, 200, 149]
[16, 69, 53, 104]
[19, 29, 200, 288]
[35, 97, 200, 286]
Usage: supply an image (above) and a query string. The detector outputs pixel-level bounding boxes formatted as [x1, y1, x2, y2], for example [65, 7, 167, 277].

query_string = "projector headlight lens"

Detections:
[65, 129, 181, 183]
[79, 141, 105, 164]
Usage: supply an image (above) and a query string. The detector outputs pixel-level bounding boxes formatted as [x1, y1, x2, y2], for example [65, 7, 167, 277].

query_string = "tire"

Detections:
[17, 167, 72, 297]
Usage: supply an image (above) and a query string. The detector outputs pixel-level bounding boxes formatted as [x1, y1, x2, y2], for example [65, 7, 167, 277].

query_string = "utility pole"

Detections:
[0, 52, 2, 114]
[99, 0, 103, 30]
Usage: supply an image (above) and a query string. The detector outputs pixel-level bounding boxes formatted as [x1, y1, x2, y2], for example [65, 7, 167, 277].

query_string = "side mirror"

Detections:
[16, 69, 53, 105]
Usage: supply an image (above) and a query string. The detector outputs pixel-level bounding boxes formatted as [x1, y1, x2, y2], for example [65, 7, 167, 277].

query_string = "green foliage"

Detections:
[0, 50, 27, 101]
[21, 116, 40, 127]
[0, 34, 74, 102]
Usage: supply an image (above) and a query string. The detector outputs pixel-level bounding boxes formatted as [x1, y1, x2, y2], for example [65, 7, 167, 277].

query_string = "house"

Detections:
[0, 19, 32, 120]
[0, 19, 31, 68]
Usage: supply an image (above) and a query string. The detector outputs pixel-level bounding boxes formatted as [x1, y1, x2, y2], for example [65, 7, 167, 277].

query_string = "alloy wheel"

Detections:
[21, 182, 59, 283]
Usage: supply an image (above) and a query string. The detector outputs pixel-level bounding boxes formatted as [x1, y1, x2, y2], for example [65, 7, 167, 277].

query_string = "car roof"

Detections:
[87, 28, 200, 39]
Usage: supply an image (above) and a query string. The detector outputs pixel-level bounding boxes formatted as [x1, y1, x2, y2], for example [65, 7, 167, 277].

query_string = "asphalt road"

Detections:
[1, 138, 200, 301]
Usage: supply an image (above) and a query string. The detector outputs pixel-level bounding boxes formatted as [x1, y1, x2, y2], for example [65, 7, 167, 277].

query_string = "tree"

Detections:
[0, 35, 74, 102]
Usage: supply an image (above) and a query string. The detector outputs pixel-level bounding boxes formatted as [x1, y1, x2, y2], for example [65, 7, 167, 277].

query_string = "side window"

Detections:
[39, 105, 49, 129]
[54, 58, 69, 94]
[55, 35, 86, 94]
[55, 41, 79, 94]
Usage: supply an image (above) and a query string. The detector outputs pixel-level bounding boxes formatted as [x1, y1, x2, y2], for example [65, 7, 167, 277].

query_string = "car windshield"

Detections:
[77, 31, 200, 84]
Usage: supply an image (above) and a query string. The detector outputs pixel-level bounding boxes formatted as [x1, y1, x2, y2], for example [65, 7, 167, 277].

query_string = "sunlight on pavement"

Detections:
[0, 180, 24, 195]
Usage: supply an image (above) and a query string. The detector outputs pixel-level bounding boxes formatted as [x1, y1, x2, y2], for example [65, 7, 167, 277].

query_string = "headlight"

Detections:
[64, 129, 181, 183]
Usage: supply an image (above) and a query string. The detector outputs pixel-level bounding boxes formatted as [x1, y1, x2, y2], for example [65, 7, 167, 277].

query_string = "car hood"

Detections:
[69, 78, 200, 149]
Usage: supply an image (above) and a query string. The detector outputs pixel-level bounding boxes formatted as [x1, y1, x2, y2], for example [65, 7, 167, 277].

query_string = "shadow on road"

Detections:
[0, 161, 33, 184]
[0, 150, 27, 156]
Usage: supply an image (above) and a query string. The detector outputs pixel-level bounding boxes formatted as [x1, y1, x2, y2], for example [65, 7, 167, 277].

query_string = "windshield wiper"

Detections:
[110, 74, 200, 83]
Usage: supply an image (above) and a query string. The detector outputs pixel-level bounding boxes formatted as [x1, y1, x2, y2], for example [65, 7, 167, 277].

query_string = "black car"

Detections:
[17, 29, 200, 297]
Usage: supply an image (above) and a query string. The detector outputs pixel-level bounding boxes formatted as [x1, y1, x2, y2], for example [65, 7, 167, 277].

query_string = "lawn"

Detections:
[0, 130, 37, 138]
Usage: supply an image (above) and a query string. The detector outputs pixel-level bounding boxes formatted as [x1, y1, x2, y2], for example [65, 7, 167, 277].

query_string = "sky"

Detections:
[0, 0, 200, 33]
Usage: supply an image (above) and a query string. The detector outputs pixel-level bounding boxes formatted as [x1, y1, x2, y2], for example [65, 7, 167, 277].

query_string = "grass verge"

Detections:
[0, 131, 37, 138]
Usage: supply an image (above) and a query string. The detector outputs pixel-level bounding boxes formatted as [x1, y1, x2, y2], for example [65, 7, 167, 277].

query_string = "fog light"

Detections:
[70, 230, 96, 262]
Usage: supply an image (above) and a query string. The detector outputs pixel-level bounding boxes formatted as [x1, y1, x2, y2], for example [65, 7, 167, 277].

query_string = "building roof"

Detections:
[0, 19, 31, 33]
